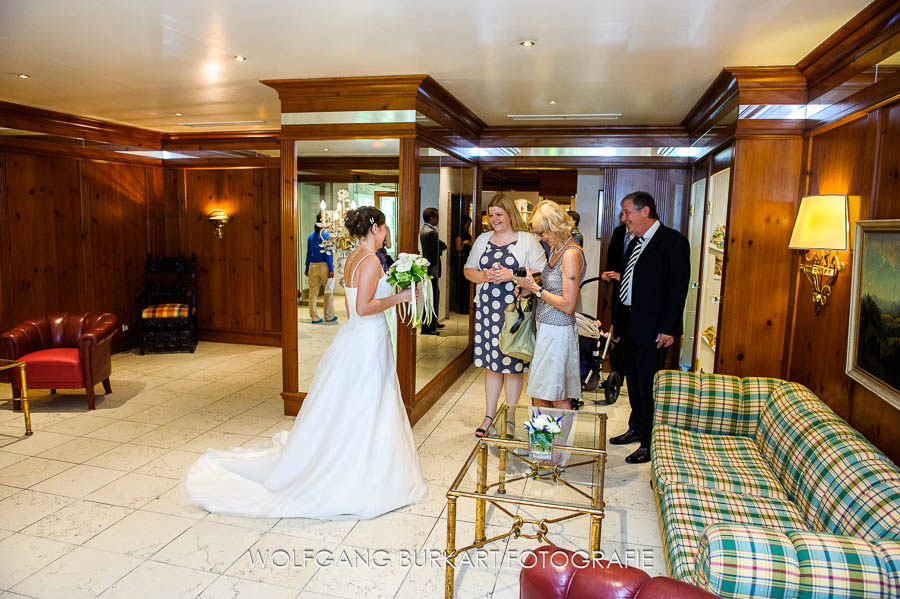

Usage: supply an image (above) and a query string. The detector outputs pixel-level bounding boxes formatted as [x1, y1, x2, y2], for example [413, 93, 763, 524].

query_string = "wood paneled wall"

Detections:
[717, 137, 804, 379]
[0, 148, 283, 350]
[787, 102, 900, 462]
[180, 168, 282, 346]
[0, 151, 157, 350]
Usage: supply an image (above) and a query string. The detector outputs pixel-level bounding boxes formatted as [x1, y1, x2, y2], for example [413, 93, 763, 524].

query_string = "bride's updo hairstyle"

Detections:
[344, 205, 386, 238]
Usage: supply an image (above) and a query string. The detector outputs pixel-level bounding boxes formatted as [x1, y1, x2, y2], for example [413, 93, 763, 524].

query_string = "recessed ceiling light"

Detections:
[322, 148, 329, 151]
[174, 112, 183, 116]
[17, 74, 29, 79]
[548, 100, 557, 105]
[233, 55, 247, 61]
[519, 40, 535, 47]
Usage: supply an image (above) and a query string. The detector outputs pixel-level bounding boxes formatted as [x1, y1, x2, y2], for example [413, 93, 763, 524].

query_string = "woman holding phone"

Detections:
[464, 193, 546, 437]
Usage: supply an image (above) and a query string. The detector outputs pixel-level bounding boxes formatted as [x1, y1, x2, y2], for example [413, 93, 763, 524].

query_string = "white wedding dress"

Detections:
[183, 256, 426, 519]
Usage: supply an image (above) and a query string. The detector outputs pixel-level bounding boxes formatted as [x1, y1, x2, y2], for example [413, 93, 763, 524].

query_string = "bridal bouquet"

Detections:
[386, 253, 435, 329]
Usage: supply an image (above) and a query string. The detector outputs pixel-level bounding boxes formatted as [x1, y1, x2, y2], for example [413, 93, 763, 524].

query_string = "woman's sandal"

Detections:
[475, 415, 494, 438]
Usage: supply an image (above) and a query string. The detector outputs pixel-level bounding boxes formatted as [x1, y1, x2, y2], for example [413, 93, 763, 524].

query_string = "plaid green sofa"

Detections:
[651, 370, 900, 599]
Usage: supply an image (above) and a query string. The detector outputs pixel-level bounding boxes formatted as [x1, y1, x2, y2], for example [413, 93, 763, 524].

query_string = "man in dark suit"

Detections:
[609, 191, 690, 464]
[600, 211, 633, 377]
[420, 207, 447, 335]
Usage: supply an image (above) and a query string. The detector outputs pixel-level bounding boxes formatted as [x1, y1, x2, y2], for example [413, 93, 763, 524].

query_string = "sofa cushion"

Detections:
[20, 348, 83, 387]
[652, 425, 787, 499]
[754, 383, 853, 495]
[659, 485, 807, 582]
[653, 371, 780, 438]
[873, 540, 900, 597]
[756, 382, 900, 540]
[796, 437, 900, 541]
[693, 524, 800, 599]
[141, 303, 189, 319]
[789, 531, 894, 599]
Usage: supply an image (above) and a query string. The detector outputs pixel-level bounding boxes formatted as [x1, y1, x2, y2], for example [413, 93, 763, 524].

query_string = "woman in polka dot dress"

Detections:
[464, 193, 547, 437]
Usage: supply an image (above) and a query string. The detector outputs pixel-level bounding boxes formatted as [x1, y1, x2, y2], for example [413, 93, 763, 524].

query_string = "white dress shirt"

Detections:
[621, 220, 660, 306]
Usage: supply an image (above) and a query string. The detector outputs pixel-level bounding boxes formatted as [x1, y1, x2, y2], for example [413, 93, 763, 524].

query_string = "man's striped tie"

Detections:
[619, 236, 644, 305]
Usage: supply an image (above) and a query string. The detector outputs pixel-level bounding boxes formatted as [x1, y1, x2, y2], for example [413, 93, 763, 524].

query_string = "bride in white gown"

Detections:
[184, 206, 427, 519]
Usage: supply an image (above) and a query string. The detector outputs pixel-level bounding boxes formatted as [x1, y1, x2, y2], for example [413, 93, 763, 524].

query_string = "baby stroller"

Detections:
[574, 277, 623, 406]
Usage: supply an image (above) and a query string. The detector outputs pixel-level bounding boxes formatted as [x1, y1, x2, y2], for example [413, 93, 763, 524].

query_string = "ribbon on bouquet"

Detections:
[395, 279, 435, 329]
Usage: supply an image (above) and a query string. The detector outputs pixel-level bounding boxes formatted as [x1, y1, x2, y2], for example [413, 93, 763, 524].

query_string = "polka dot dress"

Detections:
[473, 241, 527, 374]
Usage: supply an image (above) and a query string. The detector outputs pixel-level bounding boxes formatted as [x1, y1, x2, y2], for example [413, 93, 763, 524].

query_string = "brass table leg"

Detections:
[498, 406, 507, 494]
[589, 453, 604, 556]
[590, 514, 602, 557]
[19, 364, 32, 436]
[445, 497, 457, 599]
[475, 443, 487, 543]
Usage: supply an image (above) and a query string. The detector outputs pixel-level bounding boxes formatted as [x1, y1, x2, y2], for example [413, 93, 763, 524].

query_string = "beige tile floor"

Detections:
[0, 342, 663, 599]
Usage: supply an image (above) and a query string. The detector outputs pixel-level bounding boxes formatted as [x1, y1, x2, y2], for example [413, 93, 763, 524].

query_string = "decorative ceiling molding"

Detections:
[798, 0, 900, 101]
[0, 100, 163, 149]
[480, 126, 689, 148]
[162, 131, 279, 151]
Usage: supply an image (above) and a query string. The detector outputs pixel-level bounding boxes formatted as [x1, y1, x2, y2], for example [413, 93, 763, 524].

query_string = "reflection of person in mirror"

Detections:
[306, 213, 335, 324]
[184, 206, 425, 519]
[450, 215, 473, 314]
[464, 193, 546, 438]
[419, 207, 447, 335]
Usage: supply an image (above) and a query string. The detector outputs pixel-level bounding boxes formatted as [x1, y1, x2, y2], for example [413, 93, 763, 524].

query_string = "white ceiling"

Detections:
[0, 0, 868, 132]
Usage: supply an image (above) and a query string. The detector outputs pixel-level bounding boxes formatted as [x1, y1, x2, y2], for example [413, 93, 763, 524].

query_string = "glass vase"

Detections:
[528, 432, 554, 460]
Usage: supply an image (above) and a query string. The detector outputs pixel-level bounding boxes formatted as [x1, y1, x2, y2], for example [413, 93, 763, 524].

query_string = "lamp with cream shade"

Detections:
[789, 194, 849, 312]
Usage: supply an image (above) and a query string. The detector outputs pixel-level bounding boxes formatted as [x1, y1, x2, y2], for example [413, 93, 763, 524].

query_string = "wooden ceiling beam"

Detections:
[0, 100, 163, 149]
[798, 0, 900, 101]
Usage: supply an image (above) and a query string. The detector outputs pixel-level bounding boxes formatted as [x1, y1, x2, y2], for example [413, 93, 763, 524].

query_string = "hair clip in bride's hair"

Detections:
[369, 217, 375, 225]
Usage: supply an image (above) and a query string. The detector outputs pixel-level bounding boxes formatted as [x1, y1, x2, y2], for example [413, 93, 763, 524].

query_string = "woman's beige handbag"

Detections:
[499, 298, 536, 361]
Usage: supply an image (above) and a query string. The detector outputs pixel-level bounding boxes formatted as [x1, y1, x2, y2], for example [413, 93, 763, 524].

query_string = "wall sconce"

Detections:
[206, 209, 230, 239]
[788, 194, 849, 313]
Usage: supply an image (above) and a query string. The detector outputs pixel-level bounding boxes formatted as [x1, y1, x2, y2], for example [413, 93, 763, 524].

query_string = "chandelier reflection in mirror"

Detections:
[319, 189, 358, 283]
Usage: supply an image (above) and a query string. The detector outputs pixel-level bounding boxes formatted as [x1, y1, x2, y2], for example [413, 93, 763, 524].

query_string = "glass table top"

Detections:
[448, 404, 608, 512]
[484, 404, 608, 452]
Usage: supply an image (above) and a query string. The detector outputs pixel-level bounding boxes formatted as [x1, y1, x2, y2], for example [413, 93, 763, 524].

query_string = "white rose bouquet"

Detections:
[386, 253, 435, 329]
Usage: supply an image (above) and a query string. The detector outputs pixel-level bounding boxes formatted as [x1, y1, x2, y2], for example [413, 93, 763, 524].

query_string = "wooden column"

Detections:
[280, 140, 301, 413]
[398, 138, 420, 409]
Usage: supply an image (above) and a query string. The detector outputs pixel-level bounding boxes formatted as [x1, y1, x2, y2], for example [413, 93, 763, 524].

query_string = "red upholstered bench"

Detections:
[1, 313, 118, 410]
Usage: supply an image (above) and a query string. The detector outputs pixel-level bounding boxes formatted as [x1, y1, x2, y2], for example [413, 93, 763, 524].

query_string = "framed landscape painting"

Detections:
[846, 219, 900, 409]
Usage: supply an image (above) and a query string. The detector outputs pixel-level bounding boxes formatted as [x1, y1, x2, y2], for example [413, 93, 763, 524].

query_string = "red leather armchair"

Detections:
[1, 313, 118, 410]
[520, 546, 721, 599]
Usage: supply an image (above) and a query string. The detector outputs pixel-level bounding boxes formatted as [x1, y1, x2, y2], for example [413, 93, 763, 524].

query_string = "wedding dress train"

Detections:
[183, 265, 426, 519]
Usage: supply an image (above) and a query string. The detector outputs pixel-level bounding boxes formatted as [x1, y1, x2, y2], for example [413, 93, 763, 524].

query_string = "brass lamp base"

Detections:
[799, 250, 844, 313]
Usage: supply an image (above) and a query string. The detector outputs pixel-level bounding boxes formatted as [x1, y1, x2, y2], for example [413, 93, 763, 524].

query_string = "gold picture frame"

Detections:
[845, 219, 900, 410]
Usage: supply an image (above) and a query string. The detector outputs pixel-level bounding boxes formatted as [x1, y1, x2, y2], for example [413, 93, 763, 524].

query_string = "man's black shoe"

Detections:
[421, 330, 439, 336]
[625, 447, 651, 464]
[609, 429, 641, 445]
[436, 323, 446, 329]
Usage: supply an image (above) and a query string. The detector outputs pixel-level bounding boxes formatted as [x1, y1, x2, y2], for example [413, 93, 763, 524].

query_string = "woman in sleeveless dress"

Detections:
[516, 200, 586, 410]
[183, 206, 426, 519]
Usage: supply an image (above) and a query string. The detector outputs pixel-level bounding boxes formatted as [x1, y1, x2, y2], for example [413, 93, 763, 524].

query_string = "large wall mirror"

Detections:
[416, 146, 474, 392]
[295, 139, 399, 393]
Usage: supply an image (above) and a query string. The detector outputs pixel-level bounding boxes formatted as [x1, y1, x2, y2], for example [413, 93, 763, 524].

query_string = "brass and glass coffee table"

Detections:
[444, 404, 607, 598]
[0, 359, 32, 436]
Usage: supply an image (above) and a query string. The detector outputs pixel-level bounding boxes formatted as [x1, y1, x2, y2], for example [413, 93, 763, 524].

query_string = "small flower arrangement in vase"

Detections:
[524, 409, 566, 460]
[386, 253, 435, 329]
